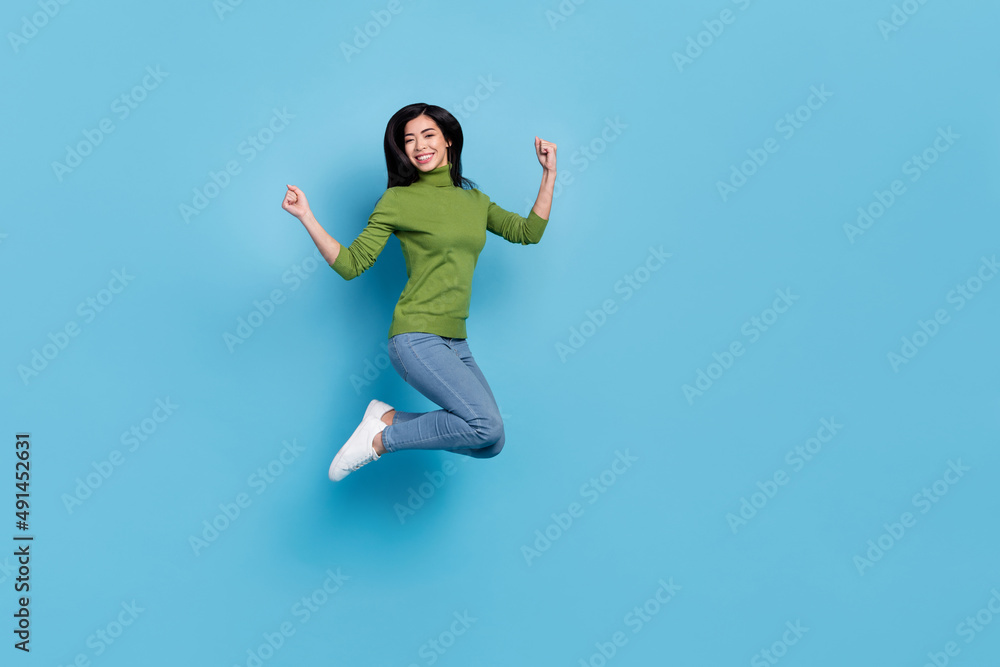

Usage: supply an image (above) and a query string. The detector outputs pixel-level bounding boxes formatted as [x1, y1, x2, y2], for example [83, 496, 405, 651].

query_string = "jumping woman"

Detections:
[280, 103, 556, 481]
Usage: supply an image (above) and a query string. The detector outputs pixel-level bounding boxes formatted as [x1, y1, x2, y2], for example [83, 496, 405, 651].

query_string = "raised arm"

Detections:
[486, 136, 556, 245]
[326, 189, 398, 280]
[282, 184, 397, 280]
[486, 200, 549, 245]
[298, 211, 342, 266]
[531, 135, 556, 220]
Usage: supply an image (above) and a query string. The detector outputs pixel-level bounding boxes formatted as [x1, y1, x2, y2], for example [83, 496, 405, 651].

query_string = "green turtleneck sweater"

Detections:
[330, 164, 548, 339]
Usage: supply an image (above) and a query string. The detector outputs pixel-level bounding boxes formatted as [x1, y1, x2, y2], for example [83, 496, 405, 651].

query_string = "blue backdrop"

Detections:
[2, 0, 998, 665]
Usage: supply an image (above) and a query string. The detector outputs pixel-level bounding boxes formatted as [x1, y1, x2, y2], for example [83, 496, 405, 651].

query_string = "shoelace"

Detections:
[343, 422, 383, 472]
[347, 450, 376, 471]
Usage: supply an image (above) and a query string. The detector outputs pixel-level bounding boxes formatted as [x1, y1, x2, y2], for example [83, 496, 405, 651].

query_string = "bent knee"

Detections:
[470, 414, 504, 451]
[476, 427, 505, 458]
[481, 415, 504, 445]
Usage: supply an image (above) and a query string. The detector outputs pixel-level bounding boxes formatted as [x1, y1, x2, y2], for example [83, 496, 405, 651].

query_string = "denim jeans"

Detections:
[381, 332, 505, 458]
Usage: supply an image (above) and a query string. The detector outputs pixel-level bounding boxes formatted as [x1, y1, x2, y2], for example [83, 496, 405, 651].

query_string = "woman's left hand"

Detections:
[534, 136, 557, 172]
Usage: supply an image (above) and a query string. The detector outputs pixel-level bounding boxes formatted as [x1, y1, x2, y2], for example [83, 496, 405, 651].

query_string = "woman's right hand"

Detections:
[282, 184, 312, 219]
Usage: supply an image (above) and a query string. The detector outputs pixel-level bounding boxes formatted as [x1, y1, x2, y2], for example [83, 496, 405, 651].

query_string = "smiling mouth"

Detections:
[415, 152, 434, 164]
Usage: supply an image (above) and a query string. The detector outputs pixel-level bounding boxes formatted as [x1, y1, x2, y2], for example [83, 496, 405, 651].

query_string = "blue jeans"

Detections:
[381, 332, 505, 458]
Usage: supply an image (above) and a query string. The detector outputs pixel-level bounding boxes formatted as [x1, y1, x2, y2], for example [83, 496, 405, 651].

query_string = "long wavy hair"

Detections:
[383, 104, 477, 190]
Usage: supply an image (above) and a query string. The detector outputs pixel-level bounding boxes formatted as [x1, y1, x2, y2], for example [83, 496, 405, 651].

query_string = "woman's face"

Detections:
[403, 115, 451, 172]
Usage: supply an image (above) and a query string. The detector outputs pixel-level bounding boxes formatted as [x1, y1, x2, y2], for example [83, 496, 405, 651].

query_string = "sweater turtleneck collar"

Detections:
[416, 163, 455, 187]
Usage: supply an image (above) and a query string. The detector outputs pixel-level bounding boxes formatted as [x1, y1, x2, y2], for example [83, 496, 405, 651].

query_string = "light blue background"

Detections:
[2, 0, 999, 665]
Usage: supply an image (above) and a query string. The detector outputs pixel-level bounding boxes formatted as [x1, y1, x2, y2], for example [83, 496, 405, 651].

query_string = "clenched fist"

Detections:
[282, 184, 312, 220]
[534, 136, 557, 172]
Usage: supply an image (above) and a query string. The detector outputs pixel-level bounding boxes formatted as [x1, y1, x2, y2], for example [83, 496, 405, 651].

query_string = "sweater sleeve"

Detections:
[486, 198, 548, 245]
[329, 188, 397, 280]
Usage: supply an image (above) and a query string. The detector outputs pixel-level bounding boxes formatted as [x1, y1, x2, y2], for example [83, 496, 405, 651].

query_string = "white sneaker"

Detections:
[363, 398, 394, 422]
[329, 415, 388, 482]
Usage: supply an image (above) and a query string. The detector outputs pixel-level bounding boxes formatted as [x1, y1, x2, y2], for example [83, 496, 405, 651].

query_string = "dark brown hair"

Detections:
[382, 104, 477, 190]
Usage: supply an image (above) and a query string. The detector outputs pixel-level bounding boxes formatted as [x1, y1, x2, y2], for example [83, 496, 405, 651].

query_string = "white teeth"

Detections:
[417, 153, 433, 162]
